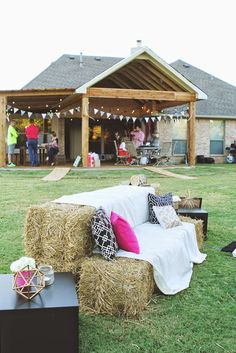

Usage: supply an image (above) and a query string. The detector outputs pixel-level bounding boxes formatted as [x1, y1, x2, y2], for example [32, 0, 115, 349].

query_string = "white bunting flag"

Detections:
[49, 112, 54, 119]
[119, 115, 123, 121]
[157, 116, 161, 122]
[151, 117, 156, 122]
[7, 105, 12, 111]
[126, 116, 130, 122]
[100, 111, 105, 117]
[21, 110, 25, 116]
[42, 113, 46, 119]
[132, 117, 137, 122]
[69, 109, 74, 115]
[169, 114, 173, 120]
[94, 108, 99, 114]
[56, 113, 60, 118]
[145, 117, 149, 123]
[27, 112, 33, 118]
[107, 113, 111, 118]
[13, 108, 19, 114]
[113, 115, 117, 119]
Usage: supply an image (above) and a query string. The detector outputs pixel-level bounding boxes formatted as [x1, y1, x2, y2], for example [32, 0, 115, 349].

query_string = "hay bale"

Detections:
[179, 216, 204, 249]
[24, 203, 96, 273]
[79, 255, 155, 318]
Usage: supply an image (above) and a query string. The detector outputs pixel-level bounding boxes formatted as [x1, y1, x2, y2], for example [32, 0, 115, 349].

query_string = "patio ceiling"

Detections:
[4, 89, 74, 114]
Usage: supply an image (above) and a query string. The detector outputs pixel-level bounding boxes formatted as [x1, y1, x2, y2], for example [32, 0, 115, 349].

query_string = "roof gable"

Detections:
[76, 47, 207, 100]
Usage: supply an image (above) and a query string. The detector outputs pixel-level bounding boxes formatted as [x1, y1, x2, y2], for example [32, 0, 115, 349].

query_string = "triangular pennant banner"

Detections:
[7, 105, 11, 111]
[126, 116, 130, 122]
[13, 108, 19, 114]
[151, 117, 156, 122]
[21, 110, 25, 116]
[113, 115, 117, 119]
[42, 113, 46, 119]
[69, 109, 74, 115]
[94, 108, 99, 114]
[107, 112, 111, 118]
[56, 113, 60, 118]
[132, 117, 137, 122]
[27, 112, 33, 118]
[119, 115, 123, 121]
[145, 117, 149, 123]
[157, 116, 161, 121]
[100, 111, 105, 117]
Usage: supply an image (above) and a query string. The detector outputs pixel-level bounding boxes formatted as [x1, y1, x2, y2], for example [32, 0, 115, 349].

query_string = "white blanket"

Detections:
[52, 185, 207, 295]
[52, 185, 154, 228]
[117, 221, 206, 295]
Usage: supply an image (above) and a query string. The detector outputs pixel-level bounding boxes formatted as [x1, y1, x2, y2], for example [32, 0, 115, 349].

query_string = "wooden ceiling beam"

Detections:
[128, 63, 165, 90]
[87, 88, 196, 101]
[157, 100, 190, 110]
[116, 68, 148, 89]
[123, 66, 158, 90]
[138, 60, 182, 91]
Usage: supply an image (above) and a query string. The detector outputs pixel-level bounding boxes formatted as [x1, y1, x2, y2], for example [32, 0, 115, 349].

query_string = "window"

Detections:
[210, 120, 224, 154]
[172, 120, 187, 155]
[172, 139, 187, 155]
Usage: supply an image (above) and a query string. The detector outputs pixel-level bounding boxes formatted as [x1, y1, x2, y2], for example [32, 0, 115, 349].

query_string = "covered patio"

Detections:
[0, 47, 207, 168]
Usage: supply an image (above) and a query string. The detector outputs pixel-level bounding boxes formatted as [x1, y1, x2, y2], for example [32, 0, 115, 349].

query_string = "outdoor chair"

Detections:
[153, 141, 172, 166]
[114, 140, 129, 165]
[125, 141, 141, 165]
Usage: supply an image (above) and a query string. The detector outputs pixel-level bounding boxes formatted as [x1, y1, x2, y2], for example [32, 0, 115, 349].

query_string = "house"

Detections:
[1, 44, 221, 167]
[170, 60, 236, 162]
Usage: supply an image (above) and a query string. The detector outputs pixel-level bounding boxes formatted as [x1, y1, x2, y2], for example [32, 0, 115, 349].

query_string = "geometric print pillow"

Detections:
[153, 205, 182, 229]
[91, 207, 118, 261]
[148, 192, 173, 224]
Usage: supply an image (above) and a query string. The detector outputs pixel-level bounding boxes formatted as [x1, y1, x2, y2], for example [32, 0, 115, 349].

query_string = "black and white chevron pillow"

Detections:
[91, 207, 118, 260]
[148, 192, 173, 224]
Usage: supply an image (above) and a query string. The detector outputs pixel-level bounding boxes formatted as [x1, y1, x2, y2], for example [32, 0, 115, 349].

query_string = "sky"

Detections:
[0, 0, 235, 90]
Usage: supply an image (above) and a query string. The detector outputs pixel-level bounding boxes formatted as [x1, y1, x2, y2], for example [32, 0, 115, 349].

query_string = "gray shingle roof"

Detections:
[23, 54, 123, 90]
[23, 53, 236, 117]
[171, 60, 236, 116]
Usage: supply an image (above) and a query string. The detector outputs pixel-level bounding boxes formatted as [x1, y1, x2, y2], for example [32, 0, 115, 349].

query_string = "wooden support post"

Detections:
[187, 101, 196, 166]
[81, 94, 89, 167]
[0, 95, 7, 167]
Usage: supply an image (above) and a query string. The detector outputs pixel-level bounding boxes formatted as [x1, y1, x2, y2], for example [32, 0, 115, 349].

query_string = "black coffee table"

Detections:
[0, 272, 79, 353]
[178, 207, 208, 238]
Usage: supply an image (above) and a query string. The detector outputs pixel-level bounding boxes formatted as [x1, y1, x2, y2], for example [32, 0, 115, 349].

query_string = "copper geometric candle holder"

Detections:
[13, 265, 45, 300]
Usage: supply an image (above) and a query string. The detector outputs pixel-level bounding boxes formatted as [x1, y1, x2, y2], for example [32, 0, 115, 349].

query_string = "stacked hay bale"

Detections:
[179, 215, 204, 249]
[24, 203, 96, 273]
[79, 255, 155, 318]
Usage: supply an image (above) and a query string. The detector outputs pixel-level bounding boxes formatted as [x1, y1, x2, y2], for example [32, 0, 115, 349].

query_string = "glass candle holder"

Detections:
[38, 265, 54, 286]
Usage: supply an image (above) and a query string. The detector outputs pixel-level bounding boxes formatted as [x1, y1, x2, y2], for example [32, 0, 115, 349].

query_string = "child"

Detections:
[46, 132, 59, 166]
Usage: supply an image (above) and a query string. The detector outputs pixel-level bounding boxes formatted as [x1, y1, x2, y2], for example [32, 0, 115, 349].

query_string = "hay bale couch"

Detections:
[24, 185, 206, 318]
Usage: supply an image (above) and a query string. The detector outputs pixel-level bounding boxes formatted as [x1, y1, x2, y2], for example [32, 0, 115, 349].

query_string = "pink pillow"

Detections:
[110, 211, 140, 254]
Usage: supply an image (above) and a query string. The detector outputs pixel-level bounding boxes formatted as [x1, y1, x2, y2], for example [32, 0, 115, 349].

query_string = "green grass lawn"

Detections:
[0, 165, 235, 353]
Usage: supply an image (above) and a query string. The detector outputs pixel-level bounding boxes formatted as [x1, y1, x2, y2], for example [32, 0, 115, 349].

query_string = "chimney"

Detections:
[131, 40, 143, 54]
[79, 52, 83, 67]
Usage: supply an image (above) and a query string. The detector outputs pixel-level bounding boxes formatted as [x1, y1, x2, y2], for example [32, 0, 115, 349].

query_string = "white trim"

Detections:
[76, 47, 207, 100]
[196, 115, 236, 120]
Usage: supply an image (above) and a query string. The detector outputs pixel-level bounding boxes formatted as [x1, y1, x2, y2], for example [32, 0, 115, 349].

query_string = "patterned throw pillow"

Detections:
[91, 207, 118, 261]
[153, 205, 182, 229]
[148, 193, 173, 224]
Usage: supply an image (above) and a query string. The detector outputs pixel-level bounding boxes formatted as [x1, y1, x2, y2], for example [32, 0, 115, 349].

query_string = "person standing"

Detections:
[25, 118, 39, 166]
[7, 120, 18, 167]
[46, 131, 59, 166]
[130, 125, 145, 148]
